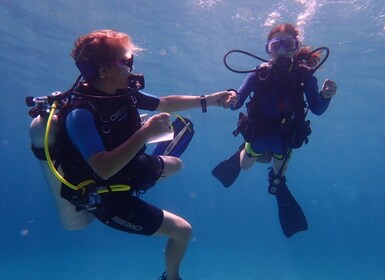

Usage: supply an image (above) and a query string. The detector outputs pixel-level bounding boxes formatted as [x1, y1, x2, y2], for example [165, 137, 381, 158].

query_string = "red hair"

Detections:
[71, 30, 136, 68]
[267, 23, 299, 41]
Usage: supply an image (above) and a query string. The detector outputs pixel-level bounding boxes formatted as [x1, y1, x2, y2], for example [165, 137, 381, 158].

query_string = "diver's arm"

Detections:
[230, 72, 257, 110]
[305, 76, 332, 116]
[156, 90, 235, 112]
[66, 109, 105, 161]
[88, 113, 170, 180]
[67, 109, 169, 180]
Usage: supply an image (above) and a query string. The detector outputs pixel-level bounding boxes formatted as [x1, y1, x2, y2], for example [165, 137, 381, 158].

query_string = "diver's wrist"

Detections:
[320, 90, 332, 99]
[200, 95, 207, 113]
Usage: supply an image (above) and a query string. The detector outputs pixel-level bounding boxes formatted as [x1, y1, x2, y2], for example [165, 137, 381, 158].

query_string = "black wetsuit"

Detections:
[60, 84, 165, 235]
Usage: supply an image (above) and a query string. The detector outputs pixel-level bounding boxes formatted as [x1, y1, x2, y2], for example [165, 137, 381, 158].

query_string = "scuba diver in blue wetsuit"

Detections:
[28, 30, 236, 280]
[212, 23, 337, 238]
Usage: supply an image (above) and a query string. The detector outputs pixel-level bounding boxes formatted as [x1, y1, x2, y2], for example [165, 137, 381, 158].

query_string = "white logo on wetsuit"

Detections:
[111, 216, 143, 231]
[110, 106, 128, 122]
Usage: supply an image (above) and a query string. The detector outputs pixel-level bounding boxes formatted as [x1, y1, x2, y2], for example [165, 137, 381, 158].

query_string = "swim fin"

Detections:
[270, 182, 308, 238]
[211, 149, 241, 188]
[152, 117, 194, 157]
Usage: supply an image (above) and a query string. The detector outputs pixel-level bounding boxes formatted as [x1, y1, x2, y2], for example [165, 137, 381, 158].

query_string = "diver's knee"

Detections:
[177, 220, 192, 242]
[161, 156, 183, 176]
[173, 157, 183, 171]
[168, 215, 192, 242]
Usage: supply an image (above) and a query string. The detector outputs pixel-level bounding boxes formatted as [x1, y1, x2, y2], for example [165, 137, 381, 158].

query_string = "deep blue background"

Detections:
[1, 1, 384, 279]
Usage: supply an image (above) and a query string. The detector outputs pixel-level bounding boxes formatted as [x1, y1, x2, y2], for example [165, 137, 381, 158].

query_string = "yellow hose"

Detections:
[44, 101, 130, 193]
[44, 101, 78, 190]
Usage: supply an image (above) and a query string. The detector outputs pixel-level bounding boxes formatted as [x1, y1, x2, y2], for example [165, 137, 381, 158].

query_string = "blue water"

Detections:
[1, 0, 384, 279]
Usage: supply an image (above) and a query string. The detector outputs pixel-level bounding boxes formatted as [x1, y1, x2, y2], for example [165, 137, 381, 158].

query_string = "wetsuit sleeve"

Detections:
[305, 75, 331, 116]
[230, 71, 258, 110]
[66, 108, 105, 160]
[134, 91, 160, 111]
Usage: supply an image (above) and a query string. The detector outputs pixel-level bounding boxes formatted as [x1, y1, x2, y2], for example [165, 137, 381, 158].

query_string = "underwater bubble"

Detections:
[170, 46, 178, 53]
[264, 12, 281, 27]
[159, 49, 167, 56]
[193, 0, 221, 9]
[189, 192, 197, 199]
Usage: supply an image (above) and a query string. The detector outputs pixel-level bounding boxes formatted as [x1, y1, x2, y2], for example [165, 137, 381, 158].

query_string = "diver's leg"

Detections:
[240, 146, 257, 170]
[269, 156, 291, 186]
[159, 155, 183, 177]
[272, 156, 290, 176]
[154, 210, 192, 280]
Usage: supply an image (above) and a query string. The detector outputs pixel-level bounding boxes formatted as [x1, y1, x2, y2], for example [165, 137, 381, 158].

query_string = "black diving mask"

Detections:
[116, 55, 134, 72]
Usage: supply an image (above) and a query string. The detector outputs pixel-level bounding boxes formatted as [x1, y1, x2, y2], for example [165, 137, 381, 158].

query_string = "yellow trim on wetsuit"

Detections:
[245, 142, 263, 158]
[244, 142, 292, 160]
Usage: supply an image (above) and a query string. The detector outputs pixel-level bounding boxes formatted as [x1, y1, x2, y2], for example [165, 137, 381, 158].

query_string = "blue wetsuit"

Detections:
[231, 67, 331, 156]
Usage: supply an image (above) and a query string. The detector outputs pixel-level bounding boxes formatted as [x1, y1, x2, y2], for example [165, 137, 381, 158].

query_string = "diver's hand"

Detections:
[141, 113, 172, 139]
[228, 89, 238, 107]
[206, 90, 238, 109]
[321, 79, 337, 99]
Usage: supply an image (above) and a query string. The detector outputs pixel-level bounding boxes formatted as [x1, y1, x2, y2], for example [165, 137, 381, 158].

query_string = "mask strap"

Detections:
[75, 61, 99, 81]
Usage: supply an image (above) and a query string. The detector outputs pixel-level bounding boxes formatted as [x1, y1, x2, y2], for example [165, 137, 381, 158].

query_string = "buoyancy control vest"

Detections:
[244, 61, 312, 148]
[59, 84, 146, 201]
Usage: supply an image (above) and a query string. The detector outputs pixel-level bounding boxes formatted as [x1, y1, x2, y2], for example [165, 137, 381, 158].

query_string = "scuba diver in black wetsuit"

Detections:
[28, 30, 237, 280]
[212, 23, 337, 238]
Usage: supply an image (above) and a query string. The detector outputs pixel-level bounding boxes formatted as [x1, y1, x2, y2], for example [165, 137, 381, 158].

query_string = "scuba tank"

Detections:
[27, 91, 94, 231]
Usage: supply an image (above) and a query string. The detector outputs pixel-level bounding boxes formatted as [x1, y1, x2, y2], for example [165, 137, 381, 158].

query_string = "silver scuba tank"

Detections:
[29, 114, 94, 230]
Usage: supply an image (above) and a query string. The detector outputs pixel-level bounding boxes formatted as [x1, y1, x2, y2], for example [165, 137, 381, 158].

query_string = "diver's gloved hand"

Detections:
[321, 79, 337, 99]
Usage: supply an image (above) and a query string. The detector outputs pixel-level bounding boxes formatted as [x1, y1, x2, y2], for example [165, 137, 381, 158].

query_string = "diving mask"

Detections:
[266, 37, 299, 54]
[116, 55, 134, 72]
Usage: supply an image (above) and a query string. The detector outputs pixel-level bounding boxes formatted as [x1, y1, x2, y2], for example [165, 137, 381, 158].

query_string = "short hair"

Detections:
[71, 29, 138, 68]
